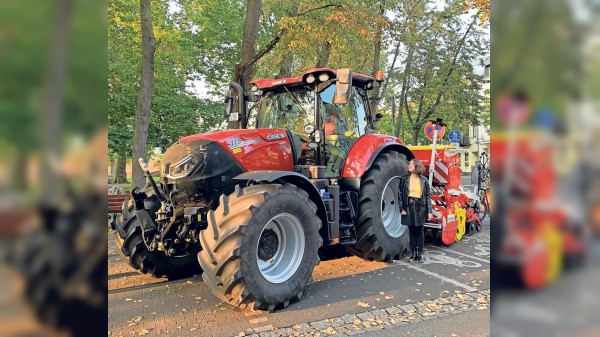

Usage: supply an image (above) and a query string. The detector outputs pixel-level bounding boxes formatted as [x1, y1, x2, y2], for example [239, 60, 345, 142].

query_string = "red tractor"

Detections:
[113, 68, 415, 311]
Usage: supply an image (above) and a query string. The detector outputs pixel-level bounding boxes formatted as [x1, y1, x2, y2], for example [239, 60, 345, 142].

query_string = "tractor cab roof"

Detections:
[250, 68, 375, 91]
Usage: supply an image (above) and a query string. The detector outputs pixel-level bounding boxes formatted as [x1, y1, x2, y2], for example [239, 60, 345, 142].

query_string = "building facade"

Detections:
[460, 57, 490, 173]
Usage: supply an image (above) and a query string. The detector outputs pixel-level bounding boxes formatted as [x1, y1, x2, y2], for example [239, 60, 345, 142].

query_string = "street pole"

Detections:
[428, 127, 438, 187]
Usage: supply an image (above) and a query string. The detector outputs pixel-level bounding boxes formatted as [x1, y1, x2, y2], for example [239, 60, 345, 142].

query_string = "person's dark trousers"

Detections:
[409, 226, 425, 260]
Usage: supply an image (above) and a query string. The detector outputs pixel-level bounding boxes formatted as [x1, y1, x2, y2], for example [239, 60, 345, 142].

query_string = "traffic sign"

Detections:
[424, 122, 445, 140]
[448, 130, 462, 143]
[497, 93, 530, 126]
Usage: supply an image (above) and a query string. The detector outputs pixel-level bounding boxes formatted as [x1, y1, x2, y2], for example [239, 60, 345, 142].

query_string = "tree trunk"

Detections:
[110, 158, 115, 177]
[277, 54, 293, 78]
[114, 155, 128, 184]
[10, 153, 28, 191]
[370, 24, 382, 116]
[230, 0, 262, 129]
[411, 127, 420, 146]
[132, 0, 156, 188]
[395, 46, 414, 138]
[41, 0, 70, 202]
[315, 41, 332, 68]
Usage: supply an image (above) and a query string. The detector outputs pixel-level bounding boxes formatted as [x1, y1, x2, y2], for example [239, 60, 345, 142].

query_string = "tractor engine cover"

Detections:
[160, 129, 296, 204]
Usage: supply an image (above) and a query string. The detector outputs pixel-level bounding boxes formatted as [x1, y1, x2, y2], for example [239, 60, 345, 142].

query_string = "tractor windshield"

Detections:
[256, 88, 314, 135]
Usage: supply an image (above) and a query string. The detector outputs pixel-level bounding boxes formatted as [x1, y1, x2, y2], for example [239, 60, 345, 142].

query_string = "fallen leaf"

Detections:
[384, 295, 395, 300]
[416, 283, 422, 286]
[379, 292, 385, 295]
[125, 298, 133, 302]
[358, 301, 370, 308]
[137, 328, 149, 335]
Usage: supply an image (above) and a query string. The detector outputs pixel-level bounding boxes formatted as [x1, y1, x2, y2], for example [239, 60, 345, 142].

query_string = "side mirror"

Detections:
[333, 69, 353, 104]
[227, 81, 246, 124]
[375, 113, 383, 121]
[224, 94, 233, 118]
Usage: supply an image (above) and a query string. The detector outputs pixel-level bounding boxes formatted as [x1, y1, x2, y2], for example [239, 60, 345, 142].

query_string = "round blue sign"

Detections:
[448, 130, 462, 143]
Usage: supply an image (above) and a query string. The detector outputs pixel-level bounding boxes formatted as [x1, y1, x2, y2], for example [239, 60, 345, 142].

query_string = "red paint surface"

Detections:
[251, 68, 374, 90]
[178, 129, 294, 172]
[342, 134, 406, 178]
[410, 147, 461, 188]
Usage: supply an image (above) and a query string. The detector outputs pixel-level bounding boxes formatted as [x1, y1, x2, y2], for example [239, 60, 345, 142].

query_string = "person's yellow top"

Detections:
[408, 175, 422, 198]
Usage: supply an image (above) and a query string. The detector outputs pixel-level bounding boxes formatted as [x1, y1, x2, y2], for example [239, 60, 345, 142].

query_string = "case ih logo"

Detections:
[266, 134, 284, 141]
[228, 138, 258, 150]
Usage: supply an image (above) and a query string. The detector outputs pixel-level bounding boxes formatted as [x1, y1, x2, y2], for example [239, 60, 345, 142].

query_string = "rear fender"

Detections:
[234, 171, 329, 240]
[342, 134, 414, 179]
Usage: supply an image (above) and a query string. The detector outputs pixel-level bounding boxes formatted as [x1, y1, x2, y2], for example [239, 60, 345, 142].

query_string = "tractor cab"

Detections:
[240, 68, 380, 177]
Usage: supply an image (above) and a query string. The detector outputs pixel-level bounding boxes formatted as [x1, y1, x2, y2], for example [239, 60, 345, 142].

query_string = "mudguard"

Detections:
[234, 171, 329, 239]
[342, 134, 414, 178]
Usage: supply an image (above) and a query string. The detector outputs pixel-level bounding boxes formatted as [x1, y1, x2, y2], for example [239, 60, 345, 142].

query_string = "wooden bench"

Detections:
[108, 194, 129, 214]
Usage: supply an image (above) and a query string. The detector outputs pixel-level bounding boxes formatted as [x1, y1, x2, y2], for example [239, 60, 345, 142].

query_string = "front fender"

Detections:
[234, 171, 328, 238]
[342, 134, 414, 178]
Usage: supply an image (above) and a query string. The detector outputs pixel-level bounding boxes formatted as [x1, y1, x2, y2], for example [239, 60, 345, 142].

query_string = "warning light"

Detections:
[375, 70, 384, 82]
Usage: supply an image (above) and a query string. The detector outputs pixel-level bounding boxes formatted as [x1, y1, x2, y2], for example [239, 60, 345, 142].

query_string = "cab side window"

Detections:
[320, 85, 368, 177]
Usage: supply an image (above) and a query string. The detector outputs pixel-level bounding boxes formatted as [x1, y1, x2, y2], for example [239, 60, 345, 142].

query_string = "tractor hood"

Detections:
[160, 129, 295, 204]
[176, 129, 295, 172]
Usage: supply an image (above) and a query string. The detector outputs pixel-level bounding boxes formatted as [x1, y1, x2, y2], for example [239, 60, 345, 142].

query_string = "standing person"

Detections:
[399, 159, 433, 262]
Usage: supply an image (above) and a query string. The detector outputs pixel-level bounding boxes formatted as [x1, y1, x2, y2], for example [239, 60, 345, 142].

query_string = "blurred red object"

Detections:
[492, 134, 586, 289]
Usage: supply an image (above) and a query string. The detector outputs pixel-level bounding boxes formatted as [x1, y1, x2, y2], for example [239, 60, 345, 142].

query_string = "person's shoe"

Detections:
[416, 249, 424, 262]
[410, 249, 417, 260]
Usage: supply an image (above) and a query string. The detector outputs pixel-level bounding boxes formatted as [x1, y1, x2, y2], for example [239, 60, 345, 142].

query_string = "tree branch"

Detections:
[424, 10, 480, 120]
[296, 4, 342, 17]
[379, 38, 401, 100]
[240, 32, 284, 74]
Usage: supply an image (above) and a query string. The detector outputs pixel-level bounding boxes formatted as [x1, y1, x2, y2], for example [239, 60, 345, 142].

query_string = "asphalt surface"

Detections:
[108, 175, 490, 336]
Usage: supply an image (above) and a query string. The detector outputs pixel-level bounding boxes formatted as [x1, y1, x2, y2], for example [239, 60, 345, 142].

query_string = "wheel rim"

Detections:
[381, 176, 405, 238]
[257, 213, 305, 283]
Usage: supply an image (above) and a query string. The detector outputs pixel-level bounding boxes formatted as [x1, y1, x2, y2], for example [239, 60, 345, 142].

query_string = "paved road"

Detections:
[109, 234, 489, 334]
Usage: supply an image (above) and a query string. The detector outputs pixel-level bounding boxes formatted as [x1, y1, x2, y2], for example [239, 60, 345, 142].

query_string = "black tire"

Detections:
[113, 197, 201, 279]
[11, 200, 107, 336]
[346, 151, 410, 262]
[477, 195, 490, 222]
[475, 219, 482, 232]
[198, 184, 322, 311]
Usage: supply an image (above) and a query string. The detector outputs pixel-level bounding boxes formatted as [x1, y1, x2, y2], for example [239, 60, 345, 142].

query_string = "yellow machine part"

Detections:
[543, 224, 563, 283]
[455, 202, 466, 241]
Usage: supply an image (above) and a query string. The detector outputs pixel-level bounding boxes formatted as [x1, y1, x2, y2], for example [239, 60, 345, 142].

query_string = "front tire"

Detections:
[347, 151, 410, 262]
[198, 184, 322, 311]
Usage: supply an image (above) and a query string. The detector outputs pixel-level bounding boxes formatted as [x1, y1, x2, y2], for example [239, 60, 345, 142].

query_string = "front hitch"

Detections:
[131, 187, 159, 249]
[132, 158, 171, 250]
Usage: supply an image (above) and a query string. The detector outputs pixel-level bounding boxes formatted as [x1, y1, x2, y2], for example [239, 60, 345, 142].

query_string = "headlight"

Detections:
[169, 155, 203, 178]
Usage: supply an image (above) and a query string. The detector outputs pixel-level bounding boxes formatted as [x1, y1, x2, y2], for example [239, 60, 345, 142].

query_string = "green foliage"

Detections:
[108, 0, 225, 158]
[378, 0, 489, 144]
[107, 0, 489, 158]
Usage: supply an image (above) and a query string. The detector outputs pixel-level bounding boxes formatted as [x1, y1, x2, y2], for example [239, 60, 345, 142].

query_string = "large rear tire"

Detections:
[113, 197, 201, 279]
[198, 184, 322, 311]
[347, 151, 410, 262]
